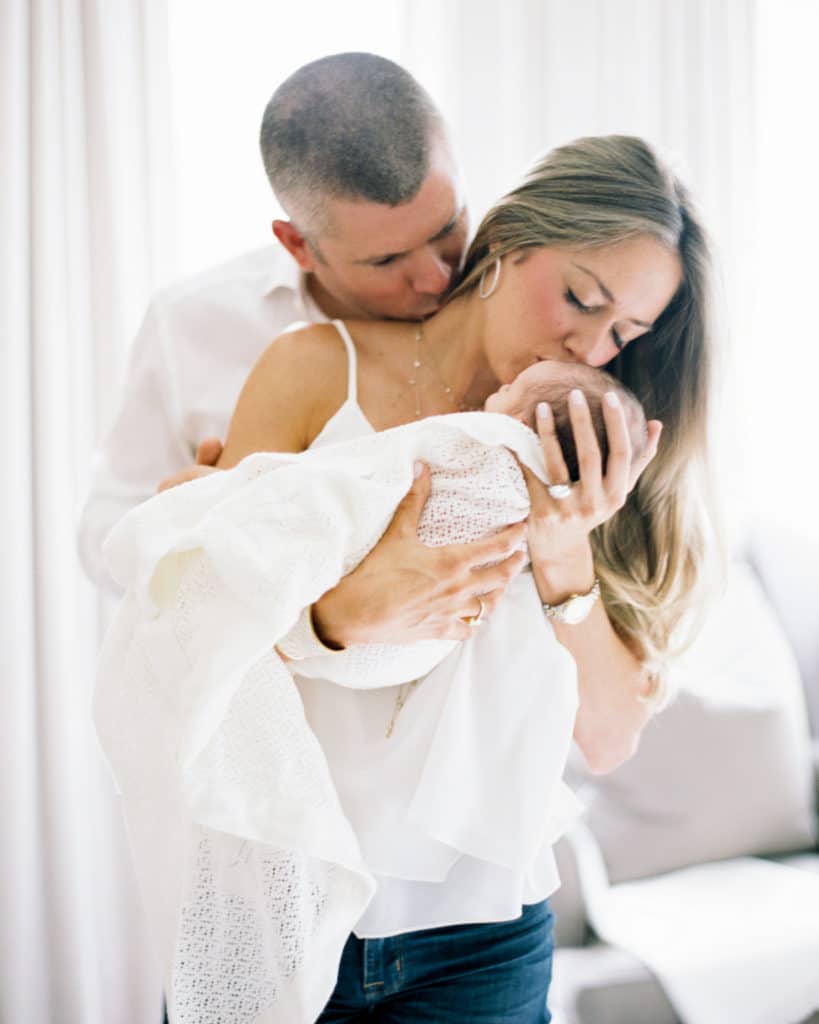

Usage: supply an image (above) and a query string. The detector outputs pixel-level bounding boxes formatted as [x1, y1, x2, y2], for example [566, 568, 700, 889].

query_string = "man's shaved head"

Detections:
[260, 52, 446, 235]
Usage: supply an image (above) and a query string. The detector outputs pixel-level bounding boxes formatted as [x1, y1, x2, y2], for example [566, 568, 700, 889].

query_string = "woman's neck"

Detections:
[420, 292, 499, 411]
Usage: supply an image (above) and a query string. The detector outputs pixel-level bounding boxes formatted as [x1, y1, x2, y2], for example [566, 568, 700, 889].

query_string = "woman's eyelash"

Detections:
[565, 288, 588, 312]
[566, 288, 625, 351]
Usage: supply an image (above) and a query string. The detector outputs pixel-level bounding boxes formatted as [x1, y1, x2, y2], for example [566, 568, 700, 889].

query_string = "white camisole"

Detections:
[297, 321, 562, 938]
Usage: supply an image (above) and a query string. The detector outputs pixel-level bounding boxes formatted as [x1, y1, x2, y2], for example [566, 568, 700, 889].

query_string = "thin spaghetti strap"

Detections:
[332, 320, 359, 403]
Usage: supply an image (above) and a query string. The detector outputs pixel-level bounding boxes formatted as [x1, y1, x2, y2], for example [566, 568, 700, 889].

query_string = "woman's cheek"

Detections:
[538, 288, 568, 339]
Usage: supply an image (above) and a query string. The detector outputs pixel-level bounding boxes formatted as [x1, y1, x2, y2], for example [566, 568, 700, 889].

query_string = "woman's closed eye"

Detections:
[565, 288, 625, 351]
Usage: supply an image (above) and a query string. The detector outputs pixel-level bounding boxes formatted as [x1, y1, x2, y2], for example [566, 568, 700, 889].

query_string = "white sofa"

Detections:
[549, 521, 819, 1024]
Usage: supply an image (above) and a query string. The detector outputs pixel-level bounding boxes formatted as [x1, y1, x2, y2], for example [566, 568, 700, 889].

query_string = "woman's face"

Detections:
[480, 235, 683, 384]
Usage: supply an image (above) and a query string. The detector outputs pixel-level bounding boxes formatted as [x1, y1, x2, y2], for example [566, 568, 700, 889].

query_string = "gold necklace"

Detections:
[410, 321, 473, 418]
[385, 679, 420, 739]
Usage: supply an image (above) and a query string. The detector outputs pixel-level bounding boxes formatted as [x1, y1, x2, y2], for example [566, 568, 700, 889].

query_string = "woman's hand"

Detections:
[520, 389, 661, 599]
[519, 389, 662, 772]
[311, 463, 528, 648]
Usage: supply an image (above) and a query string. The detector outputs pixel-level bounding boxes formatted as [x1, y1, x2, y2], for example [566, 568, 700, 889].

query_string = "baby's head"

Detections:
[484, 361, 647, 481]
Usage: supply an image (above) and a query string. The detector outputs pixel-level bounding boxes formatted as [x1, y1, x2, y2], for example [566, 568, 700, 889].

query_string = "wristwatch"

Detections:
[541, 577, 601, 625]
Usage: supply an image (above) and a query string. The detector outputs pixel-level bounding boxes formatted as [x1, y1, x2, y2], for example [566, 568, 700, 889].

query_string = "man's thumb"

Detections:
[196, 437, 223, 466]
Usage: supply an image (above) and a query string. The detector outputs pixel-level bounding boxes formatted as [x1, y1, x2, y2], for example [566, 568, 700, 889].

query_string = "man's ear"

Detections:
[272, 220, 317, 272]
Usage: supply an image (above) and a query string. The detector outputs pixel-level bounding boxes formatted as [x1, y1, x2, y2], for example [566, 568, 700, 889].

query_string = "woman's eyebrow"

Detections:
[572, 263, 654, 329]
[573, 263, 613, 300]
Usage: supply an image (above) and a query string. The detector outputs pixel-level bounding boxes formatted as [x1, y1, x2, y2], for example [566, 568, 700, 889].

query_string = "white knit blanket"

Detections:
[95, 412, 581, 1024]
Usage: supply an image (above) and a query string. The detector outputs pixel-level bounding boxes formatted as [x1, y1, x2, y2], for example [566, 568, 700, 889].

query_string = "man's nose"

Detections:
[409, 249, 453, 296]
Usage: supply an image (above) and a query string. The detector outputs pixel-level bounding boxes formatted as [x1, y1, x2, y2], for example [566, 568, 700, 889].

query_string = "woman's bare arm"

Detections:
[521, 389, 663, 774]
[529, 540, 654, 774]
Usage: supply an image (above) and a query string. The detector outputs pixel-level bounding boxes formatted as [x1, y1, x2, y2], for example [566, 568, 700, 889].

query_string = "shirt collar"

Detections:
[262, 253, 328, 323]
[262, 251, 302, 298]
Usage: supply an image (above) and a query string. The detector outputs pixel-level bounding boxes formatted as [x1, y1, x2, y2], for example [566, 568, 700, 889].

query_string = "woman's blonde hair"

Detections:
[452, 135, 718, 686]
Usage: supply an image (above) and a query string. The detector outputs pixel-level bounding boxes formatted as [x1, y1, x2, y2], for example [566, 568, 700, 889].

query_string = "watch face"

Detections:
[543, 579, 600, 624]
[560, 593, 595, 625]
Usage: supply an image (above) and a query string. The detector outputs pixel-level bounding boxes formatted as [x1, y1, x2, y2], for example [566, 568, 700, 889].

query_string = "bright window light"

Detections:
[167, 2, 403, 275]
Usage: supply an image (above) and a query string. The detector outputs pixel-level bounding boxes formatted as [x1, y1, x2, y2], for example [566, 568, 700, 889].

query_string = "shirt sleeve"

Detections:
[77, 298, 193, 593]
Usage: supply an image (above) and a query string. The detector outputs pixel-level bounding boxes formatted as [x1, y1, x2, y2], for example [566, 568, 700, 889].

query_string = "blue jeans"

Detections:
[315, 899, 554, 1023]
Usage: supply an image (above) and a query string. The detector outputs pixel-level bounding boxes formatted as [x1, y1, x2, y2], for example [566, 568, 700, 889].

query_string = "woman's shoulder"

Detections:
[256, 321, 350, 372]
[219, 324, 353, 463]
[254, 318, 404, 374]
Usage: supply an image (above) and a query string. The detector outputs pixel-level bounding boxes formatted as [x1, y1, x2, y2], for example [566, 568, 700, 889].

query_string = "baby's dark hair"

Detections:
[524, 365, 647, 481]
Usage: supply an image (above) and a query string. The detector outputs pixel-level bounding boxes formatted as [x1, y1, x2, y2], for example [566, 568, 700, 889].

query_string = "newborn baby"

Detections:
[484, 359, 647, 480]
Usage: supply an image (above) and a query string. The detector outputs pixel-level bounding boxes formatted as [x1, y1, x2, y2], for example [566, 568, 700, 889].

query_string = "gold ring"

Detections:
[461, 597, 486, 627]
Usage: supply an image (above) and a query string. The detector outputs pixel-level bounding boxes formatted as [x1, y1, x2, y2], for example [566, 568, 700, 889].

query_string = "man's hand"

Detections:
[311, 462, 528, 648]
[157, 437, 224, 493]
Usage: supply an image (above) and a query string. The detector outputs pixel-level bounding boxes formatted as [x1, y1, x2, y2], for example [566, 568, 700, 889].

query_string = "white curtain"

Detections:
[1, 1, 175, 1021]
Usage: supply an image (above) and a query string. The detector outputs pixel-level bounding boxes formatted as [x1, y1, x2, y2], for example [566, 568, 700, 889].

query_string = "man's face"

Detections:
[276, 146, 469, 321]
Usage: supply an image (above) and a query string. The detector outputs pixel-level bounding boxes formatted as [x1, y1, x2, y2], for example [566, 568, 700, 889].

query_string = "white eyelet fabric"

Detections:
[95, 412, 581, 1023]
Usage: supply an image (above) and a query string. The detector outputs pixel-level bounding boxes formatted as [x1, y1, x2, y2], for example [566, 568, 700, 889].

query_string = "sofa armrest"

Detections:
[552, 835, 590, 947]
[813, 739, 819, 810]
[748, 522, 819, 735]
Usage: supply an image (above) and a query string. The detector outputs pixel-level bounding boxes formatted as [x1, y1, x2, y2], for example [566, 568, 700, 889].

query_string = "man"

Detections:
[78, 52, 469, 591]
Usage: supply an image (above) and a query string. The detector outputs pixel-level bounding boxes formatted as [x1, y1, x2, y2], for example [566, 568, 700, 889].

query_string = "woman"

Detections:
[208, 133, 715, 1022]
[98, 134, 713, 1023]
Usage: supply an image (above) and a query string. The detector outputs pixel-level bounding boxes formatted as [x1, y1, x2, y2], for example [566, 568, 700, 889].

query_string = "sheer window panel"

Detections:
[749, 0, 819, 536]
[166, 0, 404, 277]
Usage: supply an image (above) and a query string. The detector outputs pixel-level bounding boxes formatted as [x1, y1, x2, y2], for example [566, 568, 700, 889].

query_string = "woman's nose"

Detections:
[564, 322, 612, 367]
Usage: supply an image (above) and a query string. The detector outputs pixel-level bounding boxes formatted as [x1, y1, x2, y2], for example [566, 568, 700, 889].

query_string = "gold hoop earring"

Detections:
[478, 257, 502, 299]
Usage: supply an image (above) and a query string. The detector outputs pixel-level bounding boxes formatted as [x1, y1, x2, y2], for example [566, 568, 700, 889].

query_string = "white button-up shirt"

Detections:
[78, 245, 327, 591]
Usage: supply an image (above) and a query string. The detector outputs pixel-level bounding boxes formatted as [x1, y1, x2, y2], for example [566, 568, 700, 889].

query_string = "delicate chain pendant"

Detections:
[413, 324, 423, 417]
[386, 679, 420, 738]
[411, 320, 471, 417]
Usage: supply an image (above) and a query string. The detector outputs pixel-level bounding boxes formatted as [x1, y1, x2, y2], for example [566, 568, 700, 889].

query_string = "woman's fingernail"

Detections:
[604, 391, 620, 408]
[536, 401, 550, 420]
[414, 460, 424, 478]
[570, 389, 585, 407]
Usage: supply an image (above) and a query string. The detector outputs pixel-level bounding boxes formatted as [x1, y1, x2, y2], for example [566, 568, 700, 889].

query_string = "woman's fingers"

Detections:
[628, 419, 662, 491]
[465, 548, 528, 594]
[451, 520, 528, 570]
[600, 390, 632, 502]
[567, 388, 604, 493]
[535, 402, 572, 486]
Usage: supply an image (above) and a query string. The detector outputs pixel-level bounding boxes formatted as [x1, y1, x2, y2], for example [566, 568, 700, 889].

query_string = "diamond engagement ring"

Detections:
[547, 483, 572, 500]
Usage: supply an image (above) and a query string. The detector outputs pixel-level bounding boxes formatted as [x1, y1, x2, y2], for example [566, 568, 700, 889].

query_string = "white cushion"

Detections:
[573, 561, 817, 883]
